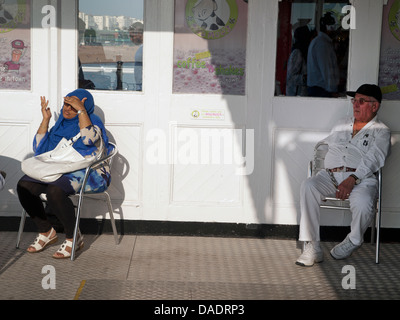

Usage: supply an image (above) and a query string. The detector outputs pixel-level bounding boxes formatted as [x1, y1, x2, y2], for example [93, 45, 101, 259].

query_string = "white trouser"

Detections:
[299, 170, 377, 246]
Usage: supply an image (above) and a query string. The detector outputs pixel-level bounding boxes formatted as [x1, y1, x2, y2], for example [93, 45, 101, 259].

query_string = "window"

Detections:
[173, 0, 248, 95]
[379, 0, 400, 100]
[275, 0, 350, 98]
[0, 0, 31, 91]
[78, 0, 144, 91]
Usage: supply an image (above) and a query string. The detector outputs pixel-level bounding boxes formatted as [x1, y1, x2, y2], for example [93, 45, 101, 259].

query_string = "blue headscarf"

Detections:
[34, 89, 110, 157]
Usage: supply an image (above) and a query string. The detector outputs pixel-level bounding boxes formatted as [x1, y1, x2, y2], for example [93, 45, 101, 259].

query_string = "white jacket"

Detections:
[322, 116, 391, 180]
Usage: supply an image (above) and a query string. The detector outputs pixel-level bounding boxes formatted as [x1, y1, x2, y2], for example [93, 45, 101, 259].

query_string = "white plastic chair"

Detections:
[308, 142, 382, 264]
[16, 142, 119, 261]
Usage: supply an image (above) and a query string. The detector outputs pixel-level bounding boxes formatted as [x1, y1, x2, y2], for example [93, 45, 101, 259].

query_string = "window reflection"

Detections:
[275, 0, 350, 98]
[78, 0, 144, 91]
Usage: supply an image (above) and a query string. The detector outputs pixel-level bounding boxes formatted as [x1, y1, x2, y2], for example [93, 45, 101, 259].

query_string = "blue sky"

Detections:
[79, 0, 143, 19]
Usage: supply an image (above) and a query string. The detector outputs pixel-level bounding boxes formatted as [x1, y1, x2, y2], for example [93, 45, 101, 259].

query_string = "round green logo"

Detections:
[185, 0, 238, 40]
[389, 0, 400, 41]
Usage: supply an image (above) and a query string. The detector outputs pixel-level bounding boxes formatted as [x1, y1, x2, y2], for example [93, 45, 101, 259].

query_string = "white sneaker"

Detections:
[330, 235, 360, 260]
[296, 241, 324, 267]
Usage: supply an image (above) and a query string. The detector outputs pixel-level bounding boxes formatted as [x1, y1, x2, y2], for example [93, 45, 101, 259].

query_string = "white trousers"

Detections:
[299, 170, 377, 246]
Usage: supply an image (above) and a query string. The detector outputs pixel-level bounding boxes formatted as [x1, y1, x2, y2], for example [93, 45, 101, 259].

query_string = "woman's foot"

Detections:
[53, 234, 84, 259]
[27, 228, 58, 253]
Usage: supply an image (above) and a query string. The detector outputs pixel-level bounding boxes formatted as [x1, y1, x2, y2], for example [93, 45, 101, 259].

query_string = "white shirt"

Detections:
[323, 116, 391, 180]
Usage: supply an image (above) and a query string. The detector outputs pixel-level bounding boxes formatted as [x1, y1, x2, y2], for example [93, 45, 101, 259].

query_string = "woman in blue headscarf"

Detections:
[17, 89, 111, 259]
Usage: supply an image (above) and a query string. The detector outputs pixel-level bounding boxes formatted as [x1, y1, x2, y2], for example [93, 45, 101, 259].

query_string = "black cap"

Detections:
[346, 84, 382, 103]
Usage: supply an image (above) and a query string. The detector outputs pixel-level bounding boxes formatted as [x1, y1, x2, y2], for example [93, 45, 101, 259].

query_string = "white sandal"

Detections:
[53, 234, 84, 259]
[27, 228, 58, 253]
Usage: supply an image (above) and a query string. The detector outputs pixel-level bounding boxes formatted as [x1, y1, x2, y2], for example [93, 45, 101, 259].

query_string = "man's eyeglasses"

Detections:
[351, 98, 376, 105]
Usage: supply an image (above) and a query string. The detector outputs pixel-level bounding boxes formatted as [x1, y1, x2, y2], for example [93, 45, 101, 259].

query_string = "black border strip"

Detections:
[1, 217, 399, 243]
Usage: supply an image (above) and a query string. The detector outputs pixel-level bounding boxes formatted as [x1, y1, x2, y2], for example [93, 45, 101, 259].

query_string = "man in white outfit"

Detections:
[296, 84, 391, 267]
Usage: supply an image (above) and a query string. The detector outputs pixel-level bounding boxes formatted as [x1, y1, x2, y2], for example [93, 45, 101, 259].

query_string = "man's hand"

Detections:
[336, 176, 356, 200]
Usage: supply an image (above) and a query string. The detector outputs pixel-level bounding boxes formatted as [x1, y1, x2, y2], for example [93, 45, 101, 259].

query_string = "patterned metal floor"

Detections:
[0, 231, 399, 300]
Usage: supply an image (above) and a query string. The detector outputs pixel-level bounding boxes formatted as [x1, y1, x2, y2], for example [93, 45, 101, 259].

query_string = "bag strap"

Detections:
[68, 131, 104, 160]
[71, 132, 81, 143]
[63, 132, 81, 147]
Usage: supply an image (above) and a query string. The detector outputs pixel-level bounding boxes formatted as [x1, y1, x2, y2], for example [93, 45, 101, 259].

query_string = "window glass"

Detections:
[78, 0, 144, 91]
[0, 0, 31, 91]
[275, 0, 350, 98]
[379, 0, 400, 100]
[173, 0, 248, 95]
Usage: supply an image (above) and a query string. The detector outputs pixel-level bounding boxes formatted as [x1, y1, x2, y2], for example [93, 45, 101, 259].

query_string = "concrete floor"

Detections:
[1, 231, 399, 301]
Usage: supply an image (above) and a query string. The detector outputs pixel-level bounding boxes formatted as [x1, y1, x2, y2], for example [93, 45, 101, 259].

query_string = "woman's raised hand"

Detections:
[40, 96, 51, 121]
[37, 96, 51, 134]
[63, 96, 87, 112]
[63, 95, 91, 129]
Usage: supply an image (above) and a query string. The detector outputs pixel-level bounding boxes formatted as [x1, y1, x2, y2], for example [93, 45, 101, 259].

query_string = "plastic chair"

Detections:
[16, 142, 119, 261]
[308, 142, 382, 264]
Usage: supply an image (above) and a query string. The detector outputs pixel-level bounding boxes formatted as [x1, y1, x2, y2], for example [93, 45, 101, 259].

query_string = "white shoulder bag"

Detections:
[21, 132, 103, 183]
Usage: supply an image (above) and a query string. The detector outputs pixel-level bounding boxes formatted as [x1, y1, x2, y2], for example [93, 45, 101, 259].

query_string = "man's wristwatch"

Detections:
[350, 174, 361, 185]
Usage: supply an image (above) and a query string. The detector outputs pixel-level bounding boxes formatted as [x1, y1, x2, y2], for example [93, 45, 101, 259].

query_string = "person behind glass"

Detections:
[0, 170, 5, 191]
[286, 25, 312, 97]
[17, 89, 111, 259]
[307, 12, 340, 97]
[129, 22, 143, 91]
[296, 84, 391, 267]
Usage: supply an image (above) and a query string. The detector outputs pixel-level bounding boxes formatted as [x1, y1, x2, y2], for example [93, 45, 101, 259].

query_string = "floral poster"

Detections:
[173, 0, 248, 95]
[0, 0, 31, 91]
[378, 0, 400, 100]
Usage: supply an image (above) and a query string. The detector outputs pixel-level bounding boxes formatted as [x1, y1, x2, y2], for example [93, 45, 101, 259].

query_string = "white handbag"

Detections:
[21, 132, 103, 183]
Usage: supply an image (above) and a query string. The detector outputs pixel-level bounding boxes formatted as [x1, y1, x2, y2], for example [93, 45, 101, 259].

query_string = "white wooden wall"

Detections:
[1, 0, 399, 230]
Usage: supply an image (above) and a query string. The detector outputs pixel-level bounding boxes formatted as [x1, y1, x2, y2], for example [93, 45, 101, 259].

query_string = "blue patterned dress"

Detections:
[23, 124, 111, 195]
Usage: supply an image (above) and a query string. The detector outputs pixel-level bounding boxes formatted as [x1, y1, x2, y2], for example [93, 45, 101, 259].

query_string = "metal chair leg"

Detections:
[376, 206, 382, 264]
[370, 212, 376, 245]
[104, 191, 119, 245]
[71, 193, 84, 261]
[375, 170, 383, 264]
[16, 210, 27, 248]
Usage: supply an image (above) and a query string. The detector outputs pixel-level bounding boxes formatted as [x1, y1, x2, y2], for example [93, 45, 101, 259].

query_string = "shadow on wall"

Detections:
[0, 155, 22, 214]
[76, 105, 130, 234]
